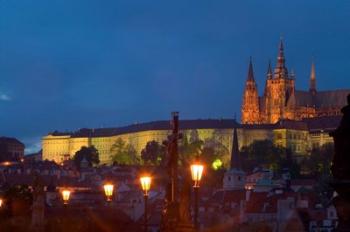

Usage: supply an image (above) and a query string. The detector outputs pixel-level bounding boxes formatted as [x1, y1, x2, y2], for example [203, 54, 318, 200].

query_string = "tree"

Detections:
[141, 140, 166, 165]
[178, 134, 203, 166]
[73, 146, 100, 169]
[110, 138, 140, 165]
[202, 138, 229, 169]
[240, 140, 286, 173]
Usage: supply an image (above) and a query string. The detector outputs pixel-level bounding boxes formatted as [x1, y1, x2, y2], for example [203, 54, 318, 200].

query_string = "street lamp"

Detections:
[0, 198, 3, 208]
[190, 163, 204, 230]
[61, 189, 71, 205]
[104, 183, 114, 202]
[140, 176, 151, 232]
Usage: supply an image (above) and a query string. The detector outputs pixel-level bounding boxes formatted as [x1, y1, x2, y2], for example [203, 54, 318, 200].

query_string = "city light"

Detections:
[140, 175, 152, 232]
[61, 190, 71, 205]
[0, 198, 3, 208]
[104, 184, 114, 202]
[191, 163, 204, 188]
[140, 176, 151, 196]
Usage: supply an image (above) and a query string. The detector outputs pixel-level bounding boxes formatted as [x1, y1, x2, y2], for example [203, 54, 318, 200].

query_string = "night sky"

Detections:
[1, 1, 350, 153]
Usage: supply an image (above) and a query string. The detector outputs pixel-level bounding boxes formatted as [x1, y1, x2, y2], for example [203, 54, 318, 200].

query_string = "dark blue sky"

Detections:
[1, 1, 350, 153]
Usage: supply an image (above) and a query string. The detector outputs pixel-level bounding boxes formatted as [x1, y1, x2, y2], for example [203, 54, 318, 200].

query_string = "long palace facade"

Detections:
[42, 116, 339, 164]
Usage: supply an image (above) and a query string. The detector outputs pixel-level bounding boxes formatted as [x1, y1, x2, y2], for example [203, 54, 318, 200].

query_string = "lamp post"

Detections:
[140, 176, 151, 232]
[103, 184, 114, 202]
[190, 163, 204, 231]
[61, 189, 71, 205]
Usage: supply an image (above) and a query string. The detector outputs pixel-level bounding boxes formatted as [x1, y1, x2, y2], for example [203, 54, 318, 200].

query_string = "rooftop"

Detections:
[47, 116, 342, 138]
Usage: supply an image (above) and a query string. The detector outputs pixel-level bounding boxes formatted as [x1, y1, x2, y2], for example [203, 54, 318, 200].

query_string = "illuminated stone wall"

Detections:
[273, 129, 310, 155]
[43, 126, 314, 165]
[42, 135, 70, 163]
[309, 131, 333, 149]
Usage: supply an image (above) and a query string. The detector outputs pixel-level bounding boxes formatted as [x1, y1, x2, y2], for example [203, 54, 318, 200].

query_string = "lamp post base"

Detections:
[175, 223, 196, 232]
[331, 179, 350, 232]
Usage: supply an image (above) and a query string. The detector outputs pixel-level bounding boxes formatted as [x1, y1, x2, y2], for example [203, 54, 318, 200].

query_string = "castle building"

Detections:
[241, 40, 350, 124]
[42, 40, 348, 165]
[42, 116, 340, 165]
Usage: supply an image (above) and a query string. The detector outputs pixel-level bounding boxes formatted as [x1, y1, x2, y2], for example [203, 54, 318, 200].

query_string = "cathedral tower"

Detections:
[263, 40, 295, 123]
[241, 58, 260, 124]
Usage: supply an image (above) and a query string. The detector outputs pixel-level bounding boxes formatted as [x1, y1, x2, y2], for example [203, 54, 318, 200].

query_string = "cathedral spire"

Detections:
[309, 61, 317, 94]
[274, 38, 288, 78]
[277, 39, 285, 67]
[230, 125, 241, 169]
[247, 57, 255, 82]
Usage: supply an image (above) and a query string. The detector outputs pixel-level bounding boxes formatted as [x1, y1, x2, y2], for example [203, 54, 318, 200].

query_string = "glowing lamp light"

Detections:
[104, 184, 114, 201]
[0, 198, 3, 208]
[140, 176, 151, 196]
[62, 190, 71, 205]
[191, 163, 204, 187]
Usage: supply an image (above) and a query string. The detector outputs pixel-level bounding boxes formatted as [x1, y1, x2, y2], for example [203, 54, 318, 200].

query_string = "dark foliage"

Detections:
[141, 140, 166, 165]
[240, 140, 300, 177]
[73, 146, 100, 169]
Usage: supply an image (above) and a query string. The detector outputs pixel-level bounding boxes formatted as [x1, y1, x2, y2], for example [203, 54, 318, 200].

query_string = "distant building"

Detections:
[42, 115, 341, 164]
[24, 150, 42, 163]
[0, 137, 24, 162]
[241, 40, 350, 124]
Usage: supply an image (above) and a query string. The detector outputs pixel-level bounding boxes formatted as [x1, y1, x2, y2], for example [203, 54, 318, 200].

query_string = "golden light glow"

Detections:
[140, 176, 151, 195]
[212, 159, 222, 170]
[191, 163, 204, 187]
[0, 198, 3, 207]
[62, 190, 71, 204]
[104, 184, 114, 201]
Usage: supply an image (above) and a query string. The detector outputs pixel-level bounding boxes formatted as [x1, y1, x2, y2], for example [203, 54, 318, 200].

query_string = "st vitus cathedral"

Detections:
[241, 40, 350, 124]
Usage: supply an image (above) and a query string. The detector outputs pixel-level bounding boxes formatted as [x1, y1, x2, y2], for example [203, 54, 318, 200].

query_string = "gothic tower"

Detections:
[241, 58, 260, 124]
[263, 40, 295, 123]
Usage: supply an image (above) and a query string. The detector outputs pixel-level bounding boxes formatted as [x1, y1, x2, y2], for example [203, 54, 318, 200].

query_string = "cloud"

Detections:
[0, 93, 11, 101]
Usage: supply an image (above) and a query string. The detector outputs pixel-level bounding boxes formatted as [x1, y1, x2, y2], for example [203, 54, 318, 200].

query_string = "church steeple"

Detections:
[274, 39, 288, 78]
[309, 61, 317, 95]
[247, 57, 255, 82]
[223, 123, 245, 191]
[277, 39, 285, 68]
[230, 125, 241, 169]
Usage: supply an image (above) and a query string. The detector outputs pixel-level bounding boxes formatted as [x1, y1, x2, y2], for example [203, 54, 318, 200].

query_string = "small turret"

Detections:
[267, 60, 273, 79]
[309, 61, 317, 95]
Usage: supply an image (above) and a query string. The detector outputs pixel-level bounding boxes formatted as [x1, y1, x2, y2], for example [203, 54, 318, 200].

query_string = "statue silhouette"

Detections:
[330, 94, 350, 232]
[330, 94, 350, 180]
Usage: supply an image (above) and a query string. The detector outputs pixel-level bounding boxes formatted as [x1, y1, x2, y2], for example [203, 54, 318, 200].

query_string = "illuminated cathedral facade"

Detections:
[241, 40, 349, 124]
